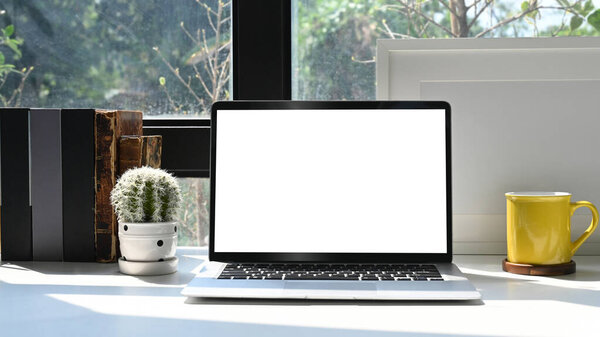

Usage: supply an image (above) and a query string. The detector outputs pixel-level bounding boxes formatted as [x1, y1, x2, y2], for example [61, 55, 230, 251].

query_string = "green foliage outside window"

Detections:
[294, 0, 600, 101]
[177, 178, 210, 247]
[0, 0, 229, 116]
[0, 17, 33, 107]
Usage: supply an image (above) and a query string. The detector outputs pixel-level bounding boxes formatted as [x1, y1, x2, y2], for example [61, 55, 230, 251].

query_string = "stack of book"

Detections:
[0, 108, 162, 262]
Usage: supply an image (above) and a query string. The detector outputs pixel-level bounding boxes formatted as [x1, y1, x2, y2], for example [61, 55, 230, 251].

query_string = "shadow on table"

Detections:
[185, 296, 484, 306]
[0, 273, 483, 337]
[6, 315, 484, 337]
[461, 267, 600, 307]
[0, 260, 119, 276]
[0, 284, 482, 337]
[0, 253, 203, 286]
[0, 279, 184, 297]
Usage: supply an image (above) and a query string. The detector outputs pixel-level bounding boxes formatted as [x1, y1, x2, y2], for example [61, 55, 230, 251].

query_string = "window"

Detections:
[177, 178, 210, 246]
[292, 0, 600, 100]
[0, 0, 231, 117]
[9, 1, 594, 248]
[143, 118, 211, 246]
[1, 0, 232, 247]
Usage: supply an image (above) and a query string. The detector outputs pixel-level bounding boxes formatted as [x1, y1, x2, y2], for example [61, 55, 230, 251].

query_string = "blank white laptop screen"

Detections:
[214, 109, 447, 253]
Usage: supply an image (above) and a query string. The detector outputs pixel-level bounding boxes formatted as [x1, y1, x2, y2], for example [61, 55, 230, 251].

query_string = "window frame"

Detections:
[142, 119, 211, 178]
[144, 0, 292, 177]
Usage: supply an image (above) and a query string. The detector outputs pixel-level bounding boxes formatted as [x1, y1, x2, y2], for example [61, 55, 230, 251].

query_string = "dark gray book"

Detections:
[61, 109, 95, 262]
[30, 109, 63, 261]
[0, 108, 32, 261]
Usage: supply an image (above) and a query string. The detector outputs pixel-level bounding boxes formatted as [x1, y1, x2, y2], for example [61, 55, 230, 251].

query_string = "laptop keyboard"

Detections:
[217, 263, 443, 281]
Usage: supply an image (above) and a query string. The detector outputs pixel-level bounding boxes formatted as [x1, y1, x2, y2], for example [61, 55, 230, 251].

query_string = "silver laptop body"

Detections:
[182, 101, 480, 301]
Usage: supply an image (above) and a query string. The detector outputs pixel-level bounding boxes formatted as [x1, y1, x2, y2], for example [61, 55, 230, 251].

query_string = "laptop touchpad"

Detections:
[285, 282, 376, 291]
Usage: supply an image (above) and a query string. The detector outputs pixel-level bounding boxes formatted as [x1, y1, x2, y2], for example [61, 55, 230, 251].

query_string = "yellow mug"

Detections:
[505, 192, 598, 265]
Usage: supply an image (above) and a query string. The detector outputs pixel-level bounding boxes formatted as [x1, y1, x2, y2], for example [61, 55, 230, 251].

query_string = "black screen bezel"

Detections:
[209, 100, 452, 263]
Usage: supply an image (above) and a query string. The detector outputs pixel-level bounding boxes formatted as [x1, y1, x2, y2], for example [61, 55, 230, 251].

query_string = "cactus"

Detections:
[111, 166, 182, 223]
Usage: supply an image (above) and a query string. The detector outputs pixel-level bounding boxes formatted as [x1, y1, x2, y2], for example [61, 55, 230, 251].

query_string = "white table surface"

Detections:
[1, 248, 599, 337]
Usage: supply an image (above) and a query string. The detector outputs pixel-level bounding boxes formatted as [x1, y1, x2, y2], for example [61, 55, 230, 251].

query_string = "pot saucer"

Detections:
[118, 256, 178, 276]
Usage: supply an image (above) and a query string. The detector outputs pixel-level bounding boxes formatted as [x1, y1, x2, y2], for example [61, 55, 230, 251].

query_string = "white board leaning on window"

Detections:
[376, 37, 600, 254]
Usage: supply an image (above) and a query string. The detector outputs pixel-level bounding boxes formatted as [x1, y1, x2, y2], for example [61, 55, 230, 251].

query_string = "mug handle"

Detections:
[570, 201, 599, 256]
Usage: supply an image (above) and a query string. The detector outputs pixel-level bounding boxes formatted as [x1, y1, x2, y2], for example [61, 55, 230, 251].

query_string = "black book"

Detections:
[30, 109, 63, 261]
[61, 109, 95, 262]
[0, 108, 32, 261]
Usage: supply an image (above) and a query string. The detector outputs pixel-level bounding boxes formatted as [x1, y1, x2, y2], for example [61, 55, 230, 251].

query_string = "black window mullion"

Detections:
[233, 0, 291, 100]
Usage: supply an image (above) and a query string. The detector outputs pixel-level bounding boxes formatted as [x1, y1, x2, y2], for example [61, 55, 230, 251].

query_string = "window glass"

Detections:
[176, 178, 210, 247]
[293, 0, 600, 100]
[0, 0, 231, 117]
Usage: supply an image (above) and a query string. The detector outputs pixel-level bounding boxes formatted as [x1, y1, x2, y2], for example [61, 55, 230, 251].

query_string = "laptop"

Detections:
[182, 100, 481, 300]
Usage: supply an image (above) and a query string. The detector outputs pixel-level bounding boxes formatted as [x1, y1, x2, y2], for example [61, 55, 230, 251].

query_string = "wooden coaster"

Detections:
[502, 259, 575, 276]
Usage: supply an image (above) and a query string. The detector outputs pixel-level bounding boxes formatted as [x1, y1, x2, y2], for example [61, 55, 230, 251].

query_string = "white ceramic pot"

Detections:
[119, 222, 178, 236]
[119, 233, 177, 261]
[118, 221, 178, 275]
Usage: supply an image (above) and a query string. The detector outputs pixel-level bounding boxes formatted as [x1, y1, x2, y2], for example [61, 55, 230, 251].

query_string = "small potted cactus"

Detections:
[110, 166, 182, 275]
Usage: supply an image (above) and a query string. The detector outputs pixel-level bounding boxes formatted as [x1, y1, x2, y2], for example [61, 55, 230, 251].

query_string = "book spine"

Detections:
[118, 136, 143, 176]
[142, 135, 162, 168]
[61, 109, 95, 262]
[30, 109, 63, 261]
[95, 111, 117, 262]
[95, 110, 143, 262]
[114, 110, 143, 137]
[0, 108, 32, 261]
[118, 135, 162, 176]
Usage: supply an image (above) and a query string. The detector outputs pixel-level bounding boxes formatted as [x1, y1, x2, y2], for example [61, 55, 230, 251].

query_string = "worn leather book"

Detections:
[118, 135, 162, 176]
[95, 110, 143, 262]
[118, 136, 143, 176]
[142, 135, 162, 169]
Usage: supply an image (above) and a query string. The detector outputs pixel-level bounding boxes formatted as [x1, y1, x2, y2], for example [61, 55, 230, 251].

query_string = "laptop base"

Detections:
[182, 262, 481, 301]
